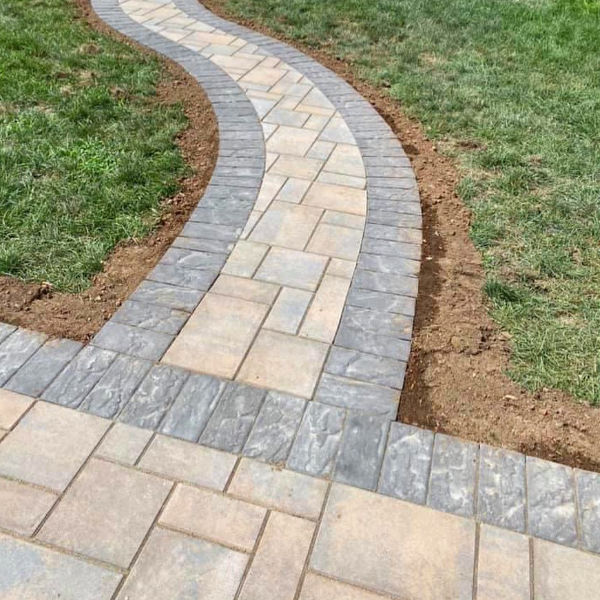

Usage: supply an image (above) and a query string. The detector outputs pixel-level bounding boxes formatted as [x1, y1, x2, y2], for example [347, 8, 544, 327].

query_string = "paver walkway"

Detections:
[1, 0, 600, 597]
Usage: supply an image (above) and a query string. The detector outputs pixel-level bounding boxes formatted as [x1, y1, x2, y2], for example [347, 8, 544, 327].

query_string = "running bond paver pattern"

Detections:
[0, 394, 599, 599]
[1, 0, 600, 595]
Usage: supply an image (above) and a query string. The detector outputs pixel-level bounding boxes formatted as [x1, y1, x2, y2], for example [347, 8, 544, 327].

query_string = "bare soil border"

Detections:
[0, 0, 218, 342]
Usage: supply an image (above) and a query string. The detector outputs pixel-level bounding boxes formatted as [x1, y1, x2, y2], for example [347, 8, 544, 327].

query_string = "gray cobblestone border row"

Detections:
[1, 0, 599, 557]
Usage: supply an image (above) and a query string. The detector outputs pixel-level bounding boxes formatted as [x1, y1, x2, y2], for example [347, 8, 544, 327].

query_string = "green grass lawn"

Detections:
[0, 0, 187, 292]
[220, 0, 600, 403]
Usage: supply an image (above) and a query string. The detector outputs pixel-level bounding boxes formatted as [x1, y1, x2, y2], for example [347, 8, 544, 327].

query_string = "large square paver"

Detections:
[266, 126, 319, 156]
[303, 182, 366, 216]
[311, 483, 475, 599]
[250, 202, 322, 250]
[306, 223, 363, 261]
[0, 478, 56, 536]
[162, 293, 268, 378]
[534, 538, 600, 600]
[0, 401, 108, 491]
[237, 330, 328, 398]
[39, 458, 171, 567]
[160, 484, 266, 552]
[255, 247, 327, 291]
[117, 527, 247, 600]
[0, 533, 121, 599]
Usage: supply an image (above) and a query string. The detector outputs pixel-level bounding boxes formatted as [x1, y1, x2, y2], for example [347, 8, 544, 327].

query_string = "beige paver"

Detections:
[318, 171, 366, 189]
[39, 458, 171, 567]
[303, 182, 367, 215]
[300, 573, 389, 600]
[322, 210, 365, 230]
[0, 389, 34, 429]
[0, 402, 108, 491]
[307, 223, 363, 260]
[320, 117, 355, 144]
[239, 511, 314, 600]
[269, 155, 323, 180]
[255, 173, 286, 211]
[299, 275, 350, 343]
[0, 477, 56, 536]
[185, 30, 235, 46]
[95, 422, 153, 465]
[477, 525, 530, 600]
[250, 202, 322, 250]
[267, 126, 319, 156]
[534, 538, 600, 600]
[311, 483, 475, 599]
[327, 258, 356, 279]
[237, 330, 328, 398]
[222, 240, 269, 278]
[276, 177, 312, 204]
[255, 247, 328, 291]
[241, 65, 287, 87]
[263, 287, 313, 334]
[160, 484, 266, 552]
[211, 274, 279, 305]
[324, 144, 365, 177]
[162, 293, 268, 377]
[117, 527, 247, 600]
[0, 533, 121, 599]
[139, 434, 236, 490]
[0, 429, 6, 441]
[229, 458, 328, 520]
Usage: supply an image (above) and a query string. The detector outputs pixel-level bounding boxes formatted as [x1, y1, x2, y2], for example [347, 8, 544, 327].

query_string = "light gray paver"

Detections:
[118, 364, 188, 429]
[242, 391, 306, 463]
[576, 469, 600, 553]
[478, 444, 526, 532]
[0, 328, 47, 386]
[199, 382, 265, 453]
[42, 345, 117, 408]
[0, 533, 121, 599]
[427, 433, 478, 518]
[79, 354, 153, 419]
[287, 401, 345, 477]
[378, 422, 433, 504]
[5, 338, 82, 398]
[159, 373, 227, 442]
[527, 456, 578, 546]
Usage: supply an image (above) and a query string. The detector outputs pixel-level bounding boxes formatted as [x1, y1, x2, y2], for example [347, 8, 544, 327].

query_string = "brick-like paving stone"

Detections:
[1, 0, 600, 595]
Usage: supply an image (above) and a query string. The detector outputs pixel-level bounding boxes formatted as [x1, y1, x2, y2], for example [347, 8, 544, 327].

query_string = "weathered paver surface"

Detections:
[1, 0, 600, 596]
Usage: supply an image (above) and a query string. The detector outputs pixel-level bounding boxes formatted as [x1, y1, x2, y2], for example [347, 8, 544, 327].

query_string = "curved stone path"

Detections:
[1, 0, 600, 597]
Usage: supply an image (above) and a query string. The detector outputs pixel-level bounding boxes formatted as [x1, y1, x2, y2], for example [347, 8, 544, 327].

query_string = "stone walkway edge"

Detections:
[0, 0, 598, 564]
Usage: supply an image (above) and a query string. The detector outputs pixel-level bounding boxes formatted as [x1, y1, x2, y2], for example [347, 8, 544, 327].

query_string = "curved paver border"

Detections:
[0, 0, 599, 559]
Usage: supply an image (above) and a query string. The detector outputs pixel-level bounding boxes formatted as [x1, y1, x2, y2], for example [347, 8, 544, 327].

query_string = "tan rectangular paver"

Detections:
[327, 258, 356, 279]
[318, 171, 366, 189]
[139, 434, 236, 490]
[0, 533, 121, 599]
[117, 528, 247, 600]
[228, 457, 328, 519]
[299, 275, 350, 343]
[223, 240, 269, 278]
[0, 477, 56, 535]
[250, 202, 322, 250]
[255, 247, 327, 291]
[39, 458, 171, 567]
[267, 126, 319, 156]
[0, 402, 108, 491]
[477, 525, 530, 600]
[322, 210, 365, 230]
[264, 287, 313, 334]
[239, 511, 314, 600]
[211, 274, 279, 305]
[533, 538, 600, 600]
[237, 330, 328, 398]
[256, 173, 286, 211]
[311, 483, 475, 599]
[0, 389, 34, 429]
[303, 182, 367, 215]
[269, 155, 323, 180]
[276, 177, 312, 204]
[300, 573, 389, 600]
[160, 484, 266, 552]
[162, 293, 268, 377]
[241, 65, 287, 87]
[324, 143, 365, 177]
[95, 422, 153, 465]
[307, 223, 362, 260]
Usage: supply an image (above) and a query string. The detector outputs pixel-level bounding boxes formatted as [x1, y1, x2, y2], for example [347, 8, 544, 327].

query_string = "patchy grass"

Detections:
[221, 0, 600, 403]
[0, 0, 187, 291]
